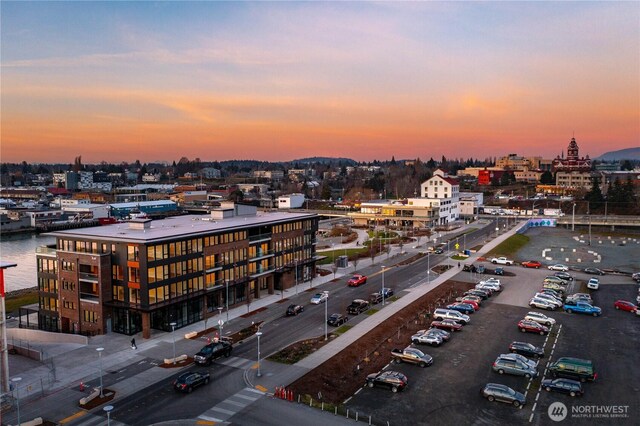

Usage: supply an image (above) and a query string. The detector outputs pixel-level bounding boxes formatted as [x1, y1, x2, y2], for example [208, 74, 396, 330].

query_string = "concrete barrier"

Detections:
[7, 328, 88, 345]
[184, 331, 198, 339]
[164, 354, 188, 364]
[79, 387, 100, 406]
[8, 417, 43, 426]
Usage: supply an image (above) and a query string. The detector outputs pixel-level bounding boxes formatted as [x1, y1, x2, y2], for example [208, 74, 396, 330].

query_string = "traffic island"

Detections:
[78, 388, 115, 410]
[159, 355, 193, 368]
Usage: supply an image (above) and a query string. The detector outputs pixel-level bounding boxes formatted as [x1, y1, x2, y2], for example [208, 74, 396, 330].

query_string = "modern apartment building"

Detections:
[36, 203, 318, 338]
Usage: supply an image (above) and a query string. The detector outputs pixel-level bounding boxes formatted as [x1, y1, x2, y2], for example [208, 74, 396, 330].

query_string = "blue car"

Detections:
[446, 303, 475, 314]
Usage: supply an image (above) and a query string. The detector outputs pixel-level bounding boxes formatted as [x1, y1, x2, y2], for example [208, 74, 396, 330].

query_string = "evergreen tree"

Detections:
[540, 171, 554, 184]
[584, 176, 605, 212]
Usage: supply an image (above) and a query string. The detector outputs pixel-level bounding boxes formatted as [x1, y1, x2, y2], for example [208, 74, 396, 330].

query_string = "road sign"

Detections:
[455, 243, 460, 250]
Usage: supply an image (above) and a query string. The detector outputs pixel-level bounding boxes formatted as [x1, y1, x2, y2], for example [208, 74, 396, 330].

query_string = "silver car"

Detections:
[529, 297, 557, 311]
[493, 355, 539, 378]
[411, 331, 443, 346]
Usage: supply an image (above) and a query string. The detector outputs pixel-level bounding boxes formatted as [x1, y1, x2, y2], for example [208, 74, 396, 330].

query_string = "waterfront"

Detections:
[0, 233, 56, 292]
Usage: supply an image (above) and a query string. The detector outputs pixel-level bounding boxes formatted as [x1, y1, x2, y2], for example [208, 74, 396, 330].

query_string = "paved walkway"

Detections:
[3, 219, 522, 425]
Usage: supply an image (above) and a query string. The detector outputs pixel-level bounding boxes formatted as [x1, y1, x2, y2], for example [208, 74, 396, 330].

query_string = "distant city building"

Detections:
[552, 137, 592, 172]
[459, 192, 484, 217]
[253, 170, 284, 180]
[142, 173, 161, 183]
[349, 199, 438, 229]
[419, 169, 460, 224]
[514, 168, 543, 183]
[555, 171, 594, 189]
[278, 193, 306, 209]
[200, 167, 222, 179]
[477, 168, 507, 186]
[496, 154, 543, 170]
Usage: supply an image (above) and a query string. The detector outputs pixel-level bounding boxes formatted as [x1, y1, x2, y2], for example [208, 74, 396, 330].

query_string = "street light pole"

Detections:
[217, 307, 223, 338]
[324, 292, 329, 341]
[381, 265, 386, 306]
[96, 347, 104, 397]
[256, 331, 262, 377]
[572, 203, 576, 231]
[427, 253, 430, 285]
[11, 376, 21, 426]
[104, 405, 114, 426]
[1, 261, 18, 395]
[170, 322, 177, 365]
[225, 280, 229, 323]
[294, 259, 298, 296]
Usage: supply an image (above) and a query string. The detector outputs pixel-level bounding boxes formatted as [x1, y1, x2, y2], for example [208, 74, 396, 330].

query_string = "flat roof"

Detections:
[46, 211, 317, 243]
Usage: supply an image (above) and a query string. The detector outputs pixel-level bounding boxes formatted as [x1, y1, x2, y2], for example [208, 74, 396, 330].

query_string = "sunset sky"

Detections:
[1, 1, 638, 164]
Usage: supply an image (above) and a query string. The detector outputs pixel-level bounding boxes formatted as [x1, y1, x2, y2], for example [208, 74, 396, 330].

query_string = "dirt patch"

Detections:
[287, 280, 474, 404]
[268, 335, 336, 364]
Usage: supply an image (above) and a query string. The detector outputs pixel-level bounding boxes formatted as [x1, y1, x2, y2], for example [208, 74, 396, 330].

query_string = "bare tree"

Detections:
[352, 256, 360, 273]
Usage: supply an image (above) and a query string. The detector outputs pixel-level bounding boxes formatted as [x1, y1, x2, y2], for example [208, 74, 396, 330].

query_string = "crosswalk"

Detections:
[216, 355, 257, 370]
[198, 387, 265, 423]
[70, 413, 127, 426]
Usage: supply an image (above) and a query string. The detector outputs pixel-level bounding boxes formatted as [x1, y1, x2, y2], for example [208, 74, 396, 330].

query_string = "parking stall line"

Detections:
[535, 393, 540, 401]
[532, 402, 537, 413]
[527, 381, 531, 390]
[529, 412, 535, 423]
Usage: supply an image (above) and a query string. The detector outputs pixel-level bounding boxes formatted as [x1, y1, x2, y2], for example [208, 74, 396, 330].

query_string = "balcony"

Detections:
[36, 246, 57, 256]
[249, 264, 275, 279]
[79, 293, 100, 303]
[249, 249, 274, 261]
[249, 233, 272, 243]
[78, 272, 99, 282]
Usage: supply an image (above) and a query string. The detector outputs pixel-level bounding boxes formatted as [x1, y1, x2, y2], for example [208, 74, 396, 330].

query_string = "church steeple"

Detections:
[567, 137, 579, 160]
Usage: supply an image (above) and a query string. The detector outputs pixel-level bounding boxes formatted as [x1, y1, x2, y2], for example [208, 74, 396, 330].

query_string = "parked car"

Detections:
[563, 301, 601, 316]
[381, 287, 394, 298]
[521, 260, 542, 269]
[465, 289, 489, 300]
[286, 304, 304, 316]
[481, 383, 526, 407]
[548, 264, 569, 272]
[347, 299, 370, 315]
[431, 319, 463, 332]
[310, 291, 328, 304]
[548, 357, 596, 382]
[517, 319, 549, 335]
[425, 328, 451, 342]
[494, 267, 504, 276]
[476, 265, 486, 274]
[587, 278, 600, 290]
[369, 292, 384, 305]
[540, 288, 564, 299]
[411, 330, 443, 346]
[524, 311, 556, 327]
[457, 294, 482, 305]
[613, 300, 637, 313]
[458, 299, 480, 310]
[529, 297, 558, 311]
[542, 282, 566, 293]
[509, 341, 545, 359]
[347, 274, 367, 287]
[194, 340, 233, 366]
[327, 313, 348, 327]
[391, 347, 433, 368]
[365, 370, 408, 393]
[491, 257, 514, 265]
[492, 353, 538, 378]
[434, 248, 444, 254]
[463, 264, 476, 272]
[542, 378, 584, 397]
[483, 277, 501, 285]
[533, 293, 563, 307]
[632, 272, 640, 283]
[543, 276, 567, 285]
[433, 308, 470, 324]
[584, 267, 605, 275]
[173, 371, 210, 393]
[566, 293, 593, 304]
[553, 271, 574, 282]
[446, 303, 475, 315]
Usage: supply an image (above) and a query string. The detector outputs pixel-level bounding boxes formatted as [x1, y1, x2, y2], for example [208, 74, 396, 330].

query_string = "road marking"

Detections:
[211, 406, 235, 415]
[58, 411, 88, 424]
[529, 413, 534, 422]
[254, 385, 267, 393]
[117, 376, 125, 381]
[196, 421, 216, 425]
[245, 387, 265, 395]
[527, 382, 531, 390]
[354, 388, 362, 395]
[220, 399, 247, 408]
[532, 402, 537, 412]
[198, 415, 223, 422]
[535, 393, 540, 401]
[344, 396, 353, 404]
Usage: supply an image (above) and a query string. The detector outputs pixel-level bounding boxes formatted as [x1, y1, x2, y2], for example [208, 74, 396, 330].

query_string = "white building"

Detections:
[459, 192, 484, 217]
[419, 169, 460, 225]
[278, 193, 306, 209]
[62, 203, 110, 219]
[200, 168, 222, 179]
[142, 173, 161, 183]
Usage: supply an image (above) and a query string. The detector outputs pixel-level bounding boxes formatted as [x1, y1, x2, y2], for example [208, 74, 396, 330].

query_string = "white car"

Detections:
[411, 331, 443, 346]
[548, 264, 569, 272]
[529, 297, 558, 311]
[524, 311, 556, 327]
[534, 293, 563, 307]
[483, 278, 502, 286]
[491, 257, 514, 266]
[310, 291, 329, 304]
[477, 282, 502, 292]
[587, 278, 600, 290]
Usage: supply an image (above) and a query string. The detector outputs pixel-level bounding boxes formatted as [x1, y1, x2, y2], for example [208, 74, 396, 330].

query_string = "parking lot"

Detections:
[345, 264, 640, 425]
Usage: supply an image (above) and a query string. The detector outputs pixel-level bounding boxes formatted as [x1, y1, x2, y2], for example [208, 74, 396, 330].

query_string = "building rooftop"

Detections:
[45, 211, 316, 243]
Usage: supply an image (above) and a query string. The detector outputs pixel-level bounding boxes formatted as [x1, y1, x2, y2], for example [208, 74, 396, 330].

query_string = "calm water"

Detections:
[0, 233, 56, 292]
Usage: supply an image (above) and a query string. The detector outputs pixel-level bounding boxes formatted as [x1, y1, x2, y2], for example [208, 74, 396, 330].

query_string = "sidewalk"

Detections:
[3, 219, 520, 425]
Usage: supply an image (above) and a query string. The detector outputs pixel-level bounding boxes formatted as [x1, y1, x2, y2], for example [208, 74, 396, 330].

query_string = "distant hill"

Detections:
[595, 147, 640, 161]
[293, 157, 357, 166]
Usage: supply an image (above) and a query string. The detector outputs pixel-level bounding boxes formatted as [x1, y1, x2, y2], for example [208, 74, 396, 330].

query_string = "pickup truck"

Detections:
[347, 299, 370, 315]
[490, 257, 514, 266]
[563, 301, 602, 317]
[391, 347, 433, 368]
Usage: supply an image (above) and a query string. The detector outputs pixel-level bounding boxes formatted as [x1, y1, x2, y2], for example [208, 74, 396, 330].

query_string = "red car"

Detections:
[431, 319, 463, 332]
[521, 260, 542, 269]
[613, 300, 637, 313]
[347, 274, 367, 287]
[460, 299, 480, 311]
[518, 319, 549, 335]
